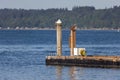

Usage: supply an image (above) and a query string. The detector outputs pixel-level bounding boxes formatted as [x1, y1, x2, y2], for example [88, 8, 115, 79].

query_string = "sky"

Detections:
[0, 0, 120, 10]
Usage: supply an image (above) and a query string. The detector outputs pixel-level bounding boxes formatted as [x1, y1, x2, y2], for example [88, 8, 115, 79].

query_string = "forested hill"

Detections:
[0, 6, 120, 29]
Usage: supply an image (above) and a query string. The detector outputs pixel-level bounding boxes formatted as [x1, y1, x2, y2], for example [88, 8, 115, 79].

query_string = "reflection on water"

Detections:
[69, 66, 76, 80]
[55, 65, 120, 80]
[56, 66, 62, 80]
[56, 66, 85, 80]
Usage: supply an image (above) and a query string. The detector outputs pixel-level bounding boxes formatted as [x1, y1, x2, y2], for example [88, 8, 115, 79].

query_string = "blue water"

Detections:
[0, 30, 120, 80]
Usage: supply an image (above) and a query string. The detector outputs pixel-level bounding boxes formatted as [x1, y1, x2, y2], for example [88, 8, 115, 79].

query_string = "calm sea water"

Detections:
[0, 30, 120, 80]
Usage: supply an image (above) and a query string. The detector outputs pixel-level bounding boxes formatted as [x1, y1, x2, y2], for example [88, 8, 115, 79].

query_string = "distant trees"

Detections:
[0, 6, 120, 29]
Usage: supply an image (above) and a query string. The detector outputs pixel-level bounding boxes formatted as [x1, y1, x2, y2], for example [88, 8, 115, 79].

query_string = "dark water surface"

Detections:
[0, 30, 120, 80]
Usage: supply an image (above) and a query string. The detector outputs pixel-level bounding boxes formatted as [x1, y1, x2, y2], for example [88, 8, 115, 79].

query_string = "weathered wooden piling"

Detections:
[69, 25, 77, 56]
[56, 19, 62, 56]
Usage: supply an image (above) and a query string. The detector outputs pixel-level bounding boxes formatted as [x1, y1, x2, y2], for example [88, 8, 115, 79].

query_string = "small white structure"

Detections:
[74, 48, 78, 56]
[74, 48, 86, 56]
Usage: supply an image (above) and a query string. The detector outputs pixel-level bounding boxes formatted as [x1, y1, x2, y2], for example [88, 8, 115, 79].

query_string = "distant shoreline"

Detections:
[0, 27, 120, 31]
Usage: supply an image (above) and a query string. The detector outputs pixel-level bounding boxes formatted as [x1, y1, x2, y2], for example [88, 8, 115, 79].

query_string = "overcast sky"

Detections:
[0, 0, 120, 10]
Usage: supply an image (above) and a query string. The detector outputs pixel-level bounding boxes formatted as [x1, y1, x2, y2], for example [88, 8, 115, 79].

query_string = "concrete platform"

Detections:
[46, 55, 120, 68]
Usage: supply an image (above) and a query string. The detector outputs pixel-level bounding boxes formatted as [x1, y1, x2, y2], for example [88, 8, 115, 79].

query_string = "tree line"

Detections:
[0, 6, 120, 29]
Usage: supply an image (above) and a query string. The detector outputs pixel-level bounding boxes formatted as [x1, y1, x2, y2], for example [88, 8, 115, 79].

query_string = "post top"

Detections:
[56, 19, 62, 24]
[71, 24, 77, 31]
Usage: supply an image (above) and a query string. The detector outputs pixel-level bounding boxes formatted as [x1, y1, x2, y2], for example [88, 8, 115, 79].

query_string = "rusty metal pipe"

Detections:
[69, 25, 77, 56]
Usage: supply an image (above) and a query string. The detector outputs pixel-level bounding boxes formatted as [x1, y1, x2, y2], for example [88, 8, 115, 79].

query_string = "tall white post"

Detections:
[56, 19, 62, 56]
